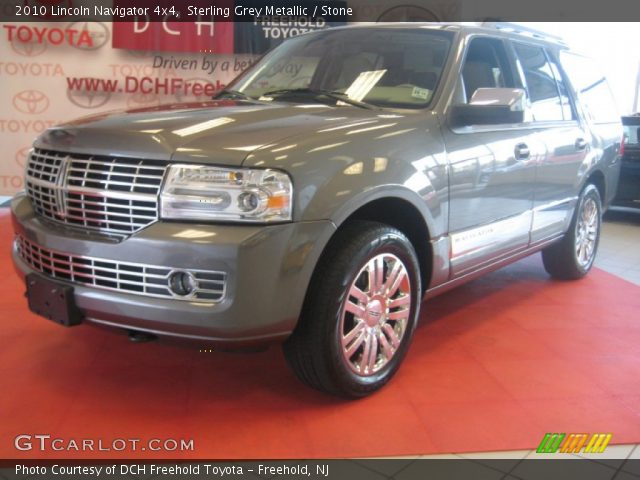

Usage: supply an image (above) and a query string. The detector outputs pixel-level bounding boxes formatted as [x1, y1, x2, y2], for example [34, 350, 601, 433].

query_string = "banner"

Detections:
[233, 0, 348, 54]
[112, 21, 235, 54]
[111, 0, 235, 54]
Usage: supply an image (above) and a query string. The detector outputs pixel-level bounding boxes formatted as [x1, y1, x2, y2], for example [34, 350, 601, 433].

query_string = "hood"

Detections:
[35, 100, 388, 167]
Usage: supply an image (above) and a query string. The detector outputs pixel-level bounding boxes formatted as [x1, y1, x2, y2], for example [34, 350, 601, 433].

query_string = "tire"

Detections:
[283, 221, 422, 398]
[542, 183, 602, 280]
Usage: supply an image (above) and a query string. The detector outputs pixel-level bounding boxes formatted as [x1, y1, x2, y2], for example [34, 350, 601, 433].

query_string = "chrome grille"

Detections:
[25, 149, 167, 236]
[15, 235, 226, 302]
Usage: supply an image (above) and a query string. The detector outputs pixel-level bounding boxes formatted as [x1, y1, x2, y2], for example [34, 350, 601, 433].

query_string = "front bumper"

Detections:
[11, 193, 336, 346]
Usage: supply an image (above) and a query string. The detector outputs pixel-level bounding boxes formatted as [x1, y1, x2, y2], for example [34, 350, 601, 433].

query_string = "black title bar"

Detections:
[1, 0, 640, 22]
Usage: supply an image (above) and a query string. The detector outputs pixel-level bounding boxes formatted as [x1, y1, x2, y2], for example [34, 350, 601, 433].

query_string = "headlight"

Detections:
[160, 165, 292, 222]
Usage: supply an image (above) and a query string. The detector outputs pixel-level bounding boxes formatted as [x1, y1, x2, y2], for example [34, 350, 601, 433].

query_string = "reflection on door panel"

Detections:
[530, 126, 586, 242]
[446, 135, 540, 276]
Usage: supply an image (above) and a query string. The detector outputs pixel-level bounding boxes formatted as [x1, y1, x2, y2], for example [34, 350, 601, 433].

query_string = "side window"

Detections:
[513, 43, 564, 122]
[548, 56, 575, 120]
[458, 37, 515, 103]
[559, 52, 619, 124]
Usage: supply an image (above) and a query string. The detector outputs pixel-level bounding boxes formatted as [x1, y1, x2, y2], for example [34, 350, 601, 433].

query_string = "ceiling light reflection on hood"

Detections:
[172, 117, 235, 137]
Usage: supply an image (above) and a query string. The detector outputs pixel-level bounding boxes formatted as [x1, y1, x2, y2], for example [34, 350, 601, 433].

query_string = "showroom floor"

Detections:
[594, 209, 640, 286]
[416, 208, 640, 474]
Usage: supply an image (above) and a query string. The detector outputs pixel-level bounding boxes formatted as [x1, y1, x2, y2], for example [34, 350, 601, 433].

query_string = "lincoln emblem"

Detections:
[54, 156, 71, 218]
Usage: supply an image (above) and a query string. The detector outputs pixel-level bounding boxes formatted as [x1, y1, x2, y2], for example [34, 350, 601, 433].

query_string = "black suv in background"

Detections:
[614, 114, 640, 208]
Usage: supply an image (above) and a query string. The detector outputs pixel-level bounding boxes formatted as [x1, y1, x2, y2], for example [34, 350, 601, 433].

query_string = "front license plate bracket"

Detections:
[26, 273, 83, 327]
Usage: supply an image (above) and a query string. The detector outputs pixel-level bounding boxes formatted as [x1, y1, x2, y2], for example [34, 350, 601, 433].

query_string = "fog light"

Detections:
[168, 271, 198, 296]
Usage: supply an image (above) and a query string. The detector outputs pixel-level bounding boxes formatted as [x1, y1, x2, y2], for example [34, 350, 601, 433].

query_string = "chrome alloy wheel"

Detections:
[575, 197, 599, 268]
[339, 253, 412, 376]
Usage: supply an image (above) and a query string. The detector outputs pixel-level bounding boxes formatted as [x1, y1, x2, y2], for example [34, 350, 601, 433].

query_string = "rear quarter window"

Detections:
[559, 52, 619, 124]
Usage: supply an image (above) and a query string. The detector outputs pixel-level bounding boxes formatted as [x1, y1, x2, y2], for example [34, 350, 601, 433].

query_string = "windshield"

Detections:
[227, 27, 454, 109]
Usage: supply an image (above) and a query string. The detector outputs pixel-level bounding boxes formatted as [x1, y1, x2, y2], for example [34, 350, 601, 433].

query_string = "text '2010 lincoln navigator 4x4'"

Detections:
[12, 23, 621, 397]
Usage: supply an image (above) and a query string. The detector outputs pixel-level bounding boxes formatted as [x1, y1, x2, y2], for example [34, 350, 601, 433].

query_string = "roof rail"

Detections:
[481, 21, 566, 44]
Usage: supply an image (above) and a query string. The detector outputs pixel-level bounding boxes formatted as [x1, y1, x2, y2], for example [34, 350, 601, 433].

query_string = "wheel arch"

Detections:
[584, 168, 606, 204]
[331, 195, 434, 294]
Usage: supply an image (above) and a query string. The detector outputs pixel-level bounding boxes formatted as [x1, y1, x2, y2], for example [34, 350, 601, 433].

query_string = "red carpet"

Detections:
[0, 210, 639, 459]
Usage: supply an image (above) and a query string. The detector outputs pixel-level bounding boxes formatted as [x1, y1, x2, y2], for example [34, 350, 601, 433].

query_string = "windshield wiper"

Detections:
[214, 89, 257, 101]
[260, 88, 377, 110]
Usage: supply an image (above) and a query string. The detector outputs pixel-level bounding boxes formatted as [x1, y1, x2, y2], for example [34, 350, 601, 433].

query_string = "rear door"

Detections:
[441, 36, 542, 277]
[559, 51, 622, 208]
[510, 41, 590, 243]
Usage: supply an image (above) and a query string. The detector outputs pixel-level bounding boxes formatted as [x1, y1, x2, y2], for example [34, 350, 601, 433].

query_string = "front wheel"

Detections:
[542, 183, 602, 280]
[283, 221, 421, 398]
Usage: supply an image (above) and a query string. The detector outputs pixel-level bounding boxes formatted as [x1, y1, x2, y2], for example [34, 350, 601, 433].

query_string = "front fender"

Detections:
[243, 113, 449, 238]
[324, 184, 443, 237]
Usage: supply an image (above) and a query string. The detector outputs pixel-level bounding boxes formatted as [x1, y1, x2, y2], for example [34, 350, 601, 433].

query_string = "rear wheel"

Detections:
[542, 183, 602, 280]
[283, 221, 421, 398]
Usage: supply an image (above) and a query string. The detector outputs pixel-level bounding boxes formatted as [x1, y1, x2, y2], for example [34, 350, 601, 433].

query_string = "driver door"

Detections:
[441, 36, 541, 277]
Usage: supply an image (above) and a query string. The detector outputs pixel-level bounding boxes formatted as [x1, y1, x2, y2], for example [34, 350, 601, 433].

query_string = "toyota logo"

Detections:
[10, 39, 47, 57]
[15, 147, 31, 170]
[67, 21, 110, 50]
[66, 89, 111, 109]
[13, 90, 50, 115]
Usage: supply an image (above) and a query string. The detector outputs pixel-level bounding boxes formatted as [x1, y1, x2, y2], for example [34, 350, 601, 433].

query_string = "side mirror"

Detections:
[450, 88, 527, 127]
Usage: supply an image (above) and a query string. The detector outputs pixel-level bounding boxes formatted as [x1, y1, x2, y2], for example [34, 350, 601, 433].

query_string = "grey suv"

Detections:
[11, 23, 621, 397]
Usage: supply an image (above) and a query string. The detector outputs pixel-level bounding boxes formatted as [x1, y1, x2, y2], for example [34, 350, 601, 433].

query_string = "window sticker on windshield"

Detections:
[345, 70, 387, 101]
[411, 87, 430, 100]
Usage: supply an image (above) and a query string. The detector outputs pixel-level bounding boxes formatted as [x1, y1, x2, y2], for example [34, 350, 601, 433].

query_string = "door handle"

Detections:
[575, 138, 588, 151]
[514, 143, 530, 160]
